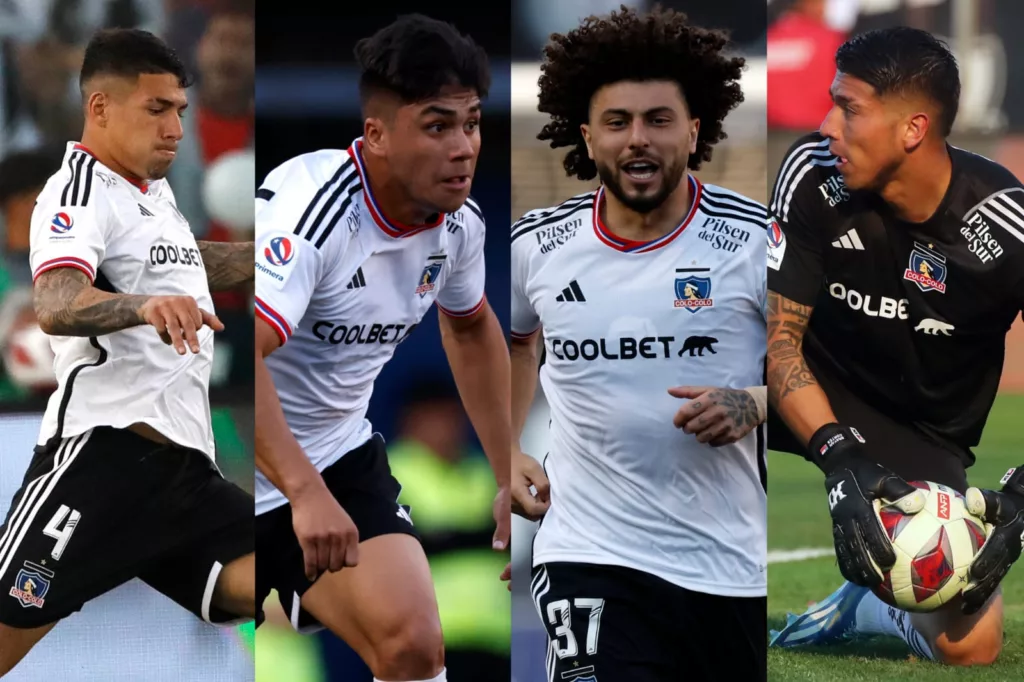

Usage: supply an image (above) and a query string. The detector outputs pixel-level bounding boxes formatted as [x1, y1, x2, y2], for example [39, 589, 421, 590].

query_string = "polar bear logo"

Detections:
[679, 336, 719, 357]
[914, 318, 954, 336]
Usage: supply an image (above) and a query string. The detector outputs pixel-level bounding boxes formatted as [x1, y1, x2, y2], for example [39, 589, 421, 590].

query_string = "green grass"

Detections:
[768, 393, 1024, 680]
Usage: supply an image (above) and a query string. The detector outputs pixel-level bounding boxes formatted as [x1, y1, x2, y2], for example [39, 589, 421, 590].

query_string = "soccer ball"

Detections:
[871, 480, 988, 612]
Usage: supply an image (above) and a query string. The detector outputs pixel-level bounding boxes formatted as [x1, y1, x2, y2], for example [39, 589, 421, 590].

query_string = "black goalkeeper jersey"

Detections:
[768, 132, 1024, 461]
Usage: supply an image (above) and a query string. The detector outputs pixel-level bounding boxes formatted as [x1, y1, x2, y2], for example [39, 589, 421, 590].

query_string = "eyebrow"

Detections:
[830, 89, 854, 107]
[601, 106, 676, 118]
[420, 103, 481, 118]
[148, 97, 188, 110]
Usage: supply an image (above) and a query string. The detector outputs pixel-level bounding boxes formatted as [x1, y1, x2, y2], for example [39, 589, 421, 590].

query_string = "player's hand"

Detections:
[290, 480, 360, 581]
[138, 295, 224, 355]
[962, 466, 1024, 615]
[500, 561, 511, 592]
[810, 423, 926, 587]
[668, 386, 760, 446]
[512, 447, 550, 521]
[493, 484, 511, 551]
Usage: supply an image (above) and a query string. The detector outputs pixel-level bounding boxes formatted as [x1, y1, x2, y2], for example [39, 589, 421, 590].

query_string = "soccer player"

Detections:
[253, 15, 511, 682]
[510, 7, 768, 680]
[0, 29, 256, 677]
[767, 27, 1024, 666]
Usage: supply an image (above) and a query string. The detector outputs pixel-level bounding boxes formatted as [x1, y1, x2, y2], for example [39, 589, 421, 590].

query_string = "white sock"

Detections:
[373, 668, 446, 682]
[854, 590, 935, 660]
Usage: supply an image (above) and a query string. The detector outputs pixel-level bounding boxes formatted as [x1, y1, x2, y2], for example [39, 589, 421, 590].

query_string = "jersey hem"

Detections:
[532, 549, 767, 597]
[437, 294, 485, 318]
[255, 297, 291, 345]
[32, 257, 96, 283]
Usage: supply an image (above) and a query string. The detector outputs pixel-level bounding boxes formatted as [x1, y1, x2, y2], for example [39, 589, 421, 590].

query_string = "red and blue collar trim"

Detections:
[72, 143, 148, 193]
[592, 174, 701, 253]
[347, 139, 445, 238]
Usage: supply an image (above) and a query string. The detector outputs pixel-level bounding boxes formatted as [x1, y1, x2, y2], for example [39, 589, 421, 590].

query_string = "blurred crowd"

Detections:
[0, 0, 254, 403]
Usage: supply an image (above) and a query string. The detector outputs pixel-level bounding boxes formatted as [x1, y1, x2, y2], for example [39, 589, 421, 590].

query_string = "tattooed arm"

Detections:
[766, 290, 837, 446]
[34, 268, 223, 354]
[197, 240, 254, 291]
[34, 268, 150, 337]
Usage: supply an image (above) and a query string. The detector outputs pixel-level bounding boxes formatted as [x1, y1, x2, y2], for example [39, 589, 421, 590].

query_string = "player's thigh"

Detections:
[138, 470, 255, 624]
[532, 562, 672, 682]
[668, 588, 767, 681]
[300, 533, 441, 663]
[0, 430, 179, 629]
[0, 621, 56, 676]
[911, 588, 1003, 665]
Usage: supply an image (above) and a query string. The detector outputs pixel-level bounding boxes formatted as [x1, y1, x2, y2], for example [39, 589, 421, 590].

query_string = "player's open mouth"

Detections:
[442, 176, 470, 189]
[622, 160, 659, 181]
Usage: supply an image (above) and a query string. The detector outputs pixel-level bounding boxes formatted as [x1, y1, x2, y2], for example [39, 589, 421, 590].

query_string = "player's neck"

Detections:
[879, 143, 952, 224]
[362, 153, 437, 226]
[78, 130, 148, 186]
[601, 174, 693, 242]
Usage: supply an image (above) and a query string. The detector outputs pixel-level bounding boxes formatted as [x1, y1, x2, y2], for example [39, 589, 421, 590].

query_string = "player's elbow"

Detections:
[33, 306, 59, 336]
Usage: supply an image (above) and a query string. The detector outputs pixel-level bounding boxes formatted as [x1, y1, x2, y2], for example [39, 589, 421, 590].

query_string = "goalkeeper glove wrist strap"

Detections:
[1000, 466, 1024, 502]
[807, 423, 866, 474]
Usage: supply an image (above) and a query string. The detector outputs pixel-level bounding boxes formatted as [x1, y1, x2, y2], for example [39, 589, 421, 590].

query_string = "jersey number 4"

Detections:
[43, 505, 81, 561]
[546, 597, 605, 659]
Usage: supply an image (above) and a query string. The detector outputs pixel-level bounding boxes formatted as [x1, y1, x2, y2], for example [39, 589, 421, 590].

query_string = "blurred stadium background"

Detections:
[0, 0, 254, 680]
[509, 1, 766, 680]
[767, 0, 1024, 678]
[256, 3, 511, 680]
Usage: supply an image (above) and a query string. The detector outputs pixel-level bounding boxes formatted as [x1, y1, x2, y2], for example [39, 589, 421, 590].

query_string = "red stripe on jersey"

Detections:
[510, 327, 539, 340]
[254, 297, 291, 344]
[32, 257, 96, 283]
[437, 294, 486, 318]
[592, 175, 701, 253]
[347, 140, 445, 238]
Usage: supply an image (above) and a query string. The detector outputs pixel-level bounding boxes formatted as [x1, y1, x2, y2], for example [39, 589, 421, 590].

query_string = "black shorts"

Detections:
[767, 373, 970, 493]
[0, 427, 254, 628]
[255, 433, 417, 631]
[531, 562, 766, 682]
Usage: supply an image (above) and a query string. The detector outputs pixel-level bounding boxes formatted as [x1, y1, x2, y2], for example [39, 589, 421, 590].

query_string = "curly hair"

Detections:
[537, 5, 745, 180]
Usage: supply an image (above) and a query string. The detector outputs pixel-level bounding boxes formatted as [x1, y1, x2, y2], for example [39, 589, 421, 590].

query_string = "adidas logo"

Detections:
[139, 204, 154, 217]
[831, 228, 864, 250]
[346, 267, 366, 290]
[556, 280, 586, 302]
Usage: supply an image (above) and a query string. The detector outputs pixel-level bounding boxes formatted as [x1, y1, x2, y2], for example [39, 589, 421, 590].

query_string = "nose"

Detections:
[163, 113, 184, 141]
[819, 106, 840, 140]
[628, 118, 651, 150]
[449, 129, 475, 161]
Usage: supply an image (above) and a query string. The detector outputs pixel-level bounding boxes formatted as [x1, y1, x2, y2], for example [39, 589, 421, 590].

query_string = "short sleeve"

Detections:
[436, 219, 486, 318]
[510, 235, 540, 339]
[253, 155, 337, 345]
[767, 138, 828, 306]
[29, 188, 110, 284]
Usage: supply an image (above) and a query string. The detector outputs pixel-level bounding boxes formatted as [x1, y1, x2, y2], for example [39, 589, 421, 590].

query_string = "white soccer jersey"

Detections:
[28, 142, 216, 457]
[512, 176, 768, 597]
[254, 138, 487, 515]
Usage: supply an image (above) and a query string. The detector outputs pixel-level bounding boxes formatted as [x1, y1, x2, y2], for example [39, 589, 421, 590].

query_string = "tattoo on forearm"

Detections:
[33, 269, 148, 337]
[766, 291, 819, 404]
[198, 241, 254, 291]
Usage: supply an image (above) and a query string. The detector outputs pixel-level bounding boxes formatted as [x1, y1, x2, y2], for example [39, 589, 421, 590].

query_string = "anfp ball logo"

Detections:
[936, 491, 950, 520]
[50, 212, 73, 234]
[768, 220, 784, 249]
[264, 236, 293, 266]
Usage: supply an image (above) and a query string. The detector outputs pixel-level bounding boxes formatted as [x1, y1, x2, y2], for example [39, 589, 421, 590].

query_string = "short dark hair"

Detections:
[0, 147, 64, 204]
[835, 26, 960, 137]
[537, 5, 745, 180]
[79, 28, 193, 94]
[354, 14, 490, 111]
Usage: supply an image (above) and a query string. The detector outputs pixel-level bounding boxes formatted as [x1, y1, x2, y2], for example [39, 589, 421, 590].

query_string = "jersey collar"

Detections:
[72, 143, 149, 194]
[592, 174, 701, 253]
[347, 138, 445, 238]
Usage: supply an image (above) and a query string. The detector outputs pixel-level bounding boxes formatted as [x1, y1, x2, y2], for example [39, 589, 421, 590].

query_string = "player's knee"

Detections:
[369, 613, 444, 680]
[932, 630, 1002, 667]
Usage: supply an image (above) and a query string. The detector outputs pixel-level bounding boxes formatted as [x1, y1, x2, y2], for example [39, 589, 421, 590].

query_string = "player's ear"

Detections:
[688, 118, 700, 155]
[580, 123, 594, 160]
[903, 111, 929, 152]
[363, 116, 386, 156]
[88, 91, 109, 128]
